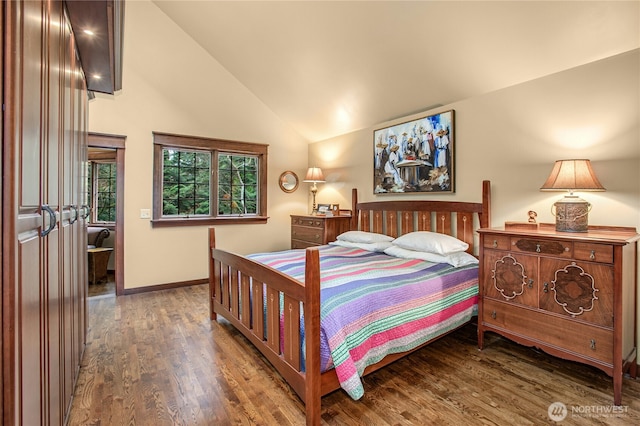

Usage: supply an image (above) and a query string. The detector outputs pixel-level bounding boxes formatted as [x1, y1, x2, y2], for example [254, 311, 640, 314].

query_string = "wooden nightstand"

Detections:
[477, 224, 639, 405]
[291, 215, 351, 249]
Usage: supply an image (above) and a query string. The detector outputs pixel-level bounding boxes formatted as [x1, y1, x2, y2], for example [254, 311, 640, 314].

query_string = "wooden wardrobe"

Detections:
[1, 1, 123, 424]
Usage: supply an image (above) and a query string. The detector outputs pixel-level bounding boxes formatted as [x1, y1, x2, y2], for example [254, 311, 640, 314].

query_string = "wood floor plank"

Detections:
[69, 284, 640, 425]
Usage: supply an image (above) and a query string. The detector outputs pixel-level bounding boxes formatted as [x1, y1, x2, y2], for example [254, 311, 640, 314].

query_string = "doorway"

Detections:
[88, 132, 126, 296]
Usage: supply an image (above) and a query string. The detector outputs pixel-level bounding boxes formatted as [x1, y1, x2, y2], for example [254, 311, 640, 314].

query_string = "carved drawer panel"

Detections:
[482, 298, 614, 364]
[483, 250, 538, 308]
[510, 238, 573, 258]
[539, 258, 614, 328]
[574, 242, 614, 264]
[483, 235, 511, 251]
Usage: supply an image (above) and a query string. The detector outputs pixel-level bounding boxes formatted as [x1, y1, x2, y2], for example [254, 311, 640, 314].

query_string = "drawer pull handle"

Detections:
[536, 244, 541, 253]
[315, 234, 320, 239]
[590, 339, 596, 350]
[491, 310, 496, 319]
[527, 279, 534, 289]
[493, 240, 498, 248]
[590, 250, 596, 260]
[543, 282, 549, 293]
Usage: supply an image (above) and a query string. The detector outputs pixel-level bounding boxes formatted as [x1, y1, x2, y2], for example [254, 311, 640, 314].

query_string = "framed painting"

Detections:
[374, 109, 454, 193]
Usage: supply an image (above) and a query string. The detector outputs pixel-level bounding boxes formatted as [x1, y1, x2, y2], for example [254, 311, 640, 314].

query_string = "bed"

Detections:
[208, 180, 491, 425]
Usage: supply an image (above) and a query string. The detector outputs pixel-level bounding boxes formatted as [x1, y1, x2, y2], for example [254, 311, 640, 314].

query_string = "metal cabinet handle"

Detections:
[69, 205, 78, 224]
[527, 278, 534, 289]
[491, 310, 497, 319]
[492, 240, 498, 248]
[590, 339, 596, 350]
[590, 250, 596, 260]
[41, 205, 57, 237]
[81, 204, 90, 219]
[543, 282, 549, 293]
[536, 244, 541, 253]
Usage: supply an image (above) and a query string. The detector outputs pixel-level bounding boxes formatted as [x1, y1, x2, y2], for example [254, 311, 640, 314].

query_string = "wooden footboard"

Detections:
[208, 228, 324, 425]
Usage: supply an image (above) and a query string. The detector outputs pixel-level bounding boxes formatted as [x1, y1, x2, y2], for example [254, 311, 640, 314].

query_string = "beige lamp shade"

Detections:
[304, 167, 325, 183]
[540, 159, 605, 193]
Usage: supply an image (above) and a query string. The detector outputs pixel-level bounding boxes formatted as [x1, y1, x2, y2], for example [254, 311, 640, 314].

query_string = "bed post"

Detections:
[350, 187, 358, 230]
[304, 247, 322, 426]
[480, 180, 491, 228]
[208, 227, 217, 320]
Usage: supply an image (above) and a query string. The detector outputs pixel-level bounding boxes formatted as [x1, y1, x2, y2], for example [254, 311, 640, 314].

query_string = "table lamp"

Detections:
[540, 159, 605, 232]
[304, 167, 325, 214]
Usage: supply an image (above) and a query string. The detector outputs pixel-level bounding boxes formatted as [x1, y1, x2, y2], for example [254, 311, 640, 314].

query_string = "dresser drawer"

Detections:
[483, 235, 511, 251]
[291, 216, 324, 228]
[291, 239, 317, 249]
[291, 225, 323, 244]
[574, 242, 614, 264]
[510, 237, 573, 258]
[482, 299, 613, 364]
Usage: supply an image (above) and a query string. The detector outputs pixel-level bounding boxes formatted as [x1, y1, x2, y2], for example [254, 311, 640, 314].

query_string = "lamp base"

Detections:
[553, 195, 590, 232]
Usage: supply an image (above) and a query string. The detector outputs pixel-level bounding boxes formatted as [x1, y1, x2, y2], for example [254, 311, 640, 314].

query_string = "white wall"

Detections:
[88, 0, 310, 289]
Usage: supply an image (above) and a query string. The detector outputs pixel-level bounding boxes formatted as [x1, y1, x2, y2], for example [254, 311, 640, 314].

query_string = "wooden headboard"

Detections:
[350, 180, 491, 254]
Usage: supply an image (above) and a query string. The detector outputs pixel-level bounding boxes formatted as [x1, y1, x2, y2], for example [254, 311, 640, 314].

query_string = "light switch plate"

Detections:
[140, 209, 151, 219]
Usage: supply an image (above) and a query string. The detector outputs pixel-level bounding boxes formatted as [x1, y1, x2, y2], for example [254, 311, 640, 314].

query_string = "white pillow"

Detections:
[330, 240, 393, 252]
[392, 231, 468, 255]
[336, 231, 394, 244]
[384, 245, 479, 267]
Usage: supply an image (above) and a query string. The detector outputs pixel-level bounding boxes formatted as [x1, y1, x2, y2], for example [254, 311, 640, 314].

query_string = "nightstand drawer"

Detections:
[291, 239, 317, 249]
[574, 242, 614, 264]
[482, 299, 613, 364]
[291, 226, 323, 244]
[510, 237, 573, 258]
[292, 216, 324, 228]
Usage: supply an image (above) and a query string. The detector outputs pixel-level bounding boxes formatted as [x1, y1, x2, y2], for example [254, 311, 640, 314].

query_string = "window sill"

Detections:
[150, 216, 269, 228]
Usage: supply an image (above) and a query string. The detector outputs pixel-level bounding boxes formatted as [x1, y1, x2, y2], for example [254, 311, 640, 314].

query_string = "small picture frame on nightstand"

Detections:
[317, 204, 330, 215]
[331, 204, 340, 214]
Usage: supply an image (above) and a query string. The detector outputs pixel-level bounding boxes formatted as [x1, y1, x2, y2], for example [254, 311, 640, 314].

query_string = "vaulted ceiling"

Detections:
[152, 1, 639, 142]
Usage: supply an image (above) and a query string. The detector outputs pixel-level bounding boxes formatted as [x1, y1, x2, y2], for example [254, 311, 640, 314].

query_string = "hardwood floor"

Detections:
[88, 272, 115, 298]
[69, 284, 640, 425]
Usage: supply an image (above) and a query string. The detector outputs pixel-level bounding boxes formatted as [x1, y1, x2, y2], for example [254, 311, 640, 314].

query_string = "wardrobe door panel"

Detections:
[45, 1, 64, 423]
[6, 0, 47, 423]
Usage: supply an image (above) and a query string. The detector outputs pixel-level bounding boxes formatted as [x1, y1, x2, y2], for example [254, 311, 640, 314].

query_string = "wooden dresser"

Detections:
[477, 224, 639, 405]
[291, 215, 351, 249]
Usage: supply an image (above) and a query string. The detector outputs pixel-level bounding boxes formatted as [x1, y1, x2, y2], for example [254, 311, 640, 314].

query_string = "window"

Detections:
[87, 159, 117, 224]
[152, 132, 268, 227]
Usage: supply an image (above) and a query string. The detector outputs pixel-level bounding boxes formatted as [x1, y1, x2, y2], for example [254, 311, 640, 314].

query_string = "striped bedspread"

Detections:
[248, 245, 478, 400]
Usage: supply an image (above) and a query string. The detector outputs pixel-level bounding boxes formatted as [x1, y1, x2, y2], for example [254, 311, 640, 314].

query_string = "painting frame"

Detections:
[373, 109, 454, 194]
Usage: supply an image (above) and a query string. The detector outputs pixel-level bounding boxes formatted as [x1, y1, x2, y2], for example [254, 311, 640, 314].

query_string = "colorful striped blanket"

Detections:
[248, 245, 478, 400]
